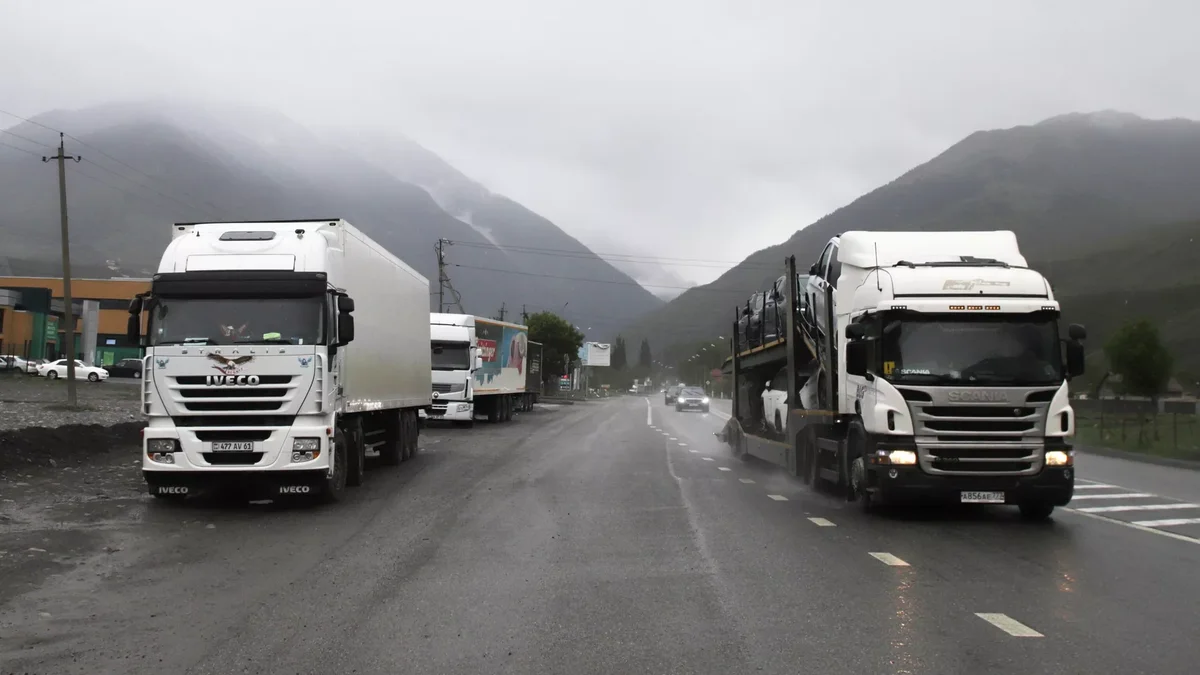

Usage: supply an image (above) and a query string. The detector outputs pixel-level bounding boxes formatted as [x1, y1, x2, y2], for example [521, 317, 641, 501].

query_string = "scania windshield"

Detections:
[148, 297, 325, 346]
[879, 313, 1064, 386]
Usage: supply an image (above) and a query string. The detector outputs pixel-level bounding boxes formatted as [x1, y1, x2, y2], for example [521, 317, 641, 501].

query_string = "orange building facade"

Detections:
[0, 276, 150, 364]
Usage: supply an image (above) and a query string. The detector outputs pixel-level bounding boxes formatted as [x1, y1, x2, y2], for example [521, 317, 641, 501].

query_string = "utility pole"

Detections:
[43, 133, 81, 407]
[521, 304, 529, 323]
[435, 238, 447, 313]
[496, 303, 506, 321]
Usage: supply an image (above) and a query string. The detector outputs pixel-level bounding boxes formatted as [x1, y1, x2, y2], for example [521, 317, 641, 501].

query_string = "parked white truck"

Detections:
[424, 313, 535, 425]
[721, 231, 1087, 520]
[127, 219, 432, 503]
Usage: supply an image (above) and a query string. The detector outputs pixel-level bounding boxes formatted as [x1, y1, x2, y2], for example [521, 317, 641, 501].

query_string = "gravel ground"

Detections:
[0, 374, 143, 477]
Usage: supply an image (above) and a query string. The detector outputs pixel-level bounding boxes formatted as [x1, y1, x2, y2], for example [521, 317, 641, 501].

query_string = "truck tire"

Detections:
[404, 410, 419, 459]
[846, 421, 874, 510]
[379, 411, 402, 466]
[321, 428, 349, 503]
[487, 399, 501, 423]
[1018, 502, 1054, 521]
[346, 417, 366, 487]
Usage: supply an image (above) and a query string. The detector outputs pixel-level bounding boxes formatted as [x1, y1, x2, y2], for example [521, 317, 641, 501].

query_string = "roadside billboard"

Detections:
[581, 342, 611, 367]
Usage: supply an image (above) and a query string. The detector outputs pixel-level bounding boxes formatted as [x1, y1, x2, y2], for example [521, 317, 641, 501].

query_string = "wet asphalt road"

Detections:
[2, 397, 1199, 674]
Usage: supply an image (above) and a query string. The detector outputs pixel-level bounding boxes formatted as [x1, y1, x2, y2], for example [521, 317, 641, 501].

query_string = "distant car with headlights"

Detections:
[674, 386, 710, 413]
[664, 385, 682, 405]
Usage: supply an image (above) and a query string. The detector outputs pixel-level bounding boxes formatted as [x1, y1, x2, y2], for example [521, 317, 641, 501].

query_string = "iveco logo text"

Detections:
[205, 374, 261, 386]
[278, 485, 311, 494]
[157, 486, 188, 494]
[947, 390, 1009, 402]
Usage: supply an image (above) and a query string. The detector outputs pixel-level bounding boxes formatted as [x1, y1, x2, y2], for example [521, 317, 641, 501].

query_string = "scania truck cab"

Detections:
[722, 231, 1086, 520]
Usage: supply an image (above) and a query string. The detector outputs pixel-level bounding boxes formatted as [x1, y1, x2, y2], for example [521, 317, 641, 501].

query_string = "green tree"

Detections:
[612, 335, 628, 370]
[638, 339, 652, 370]
[527, 312, 585, 387]
[1104, 319, 1173, 443]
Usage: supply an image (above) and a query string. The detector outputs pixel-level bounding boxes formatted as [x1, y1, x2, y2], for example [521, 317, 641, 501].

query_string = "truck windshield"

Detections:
[432, 341, 472, 370]
[148, 297, 325, 346]
[879, 314, 1063, 386]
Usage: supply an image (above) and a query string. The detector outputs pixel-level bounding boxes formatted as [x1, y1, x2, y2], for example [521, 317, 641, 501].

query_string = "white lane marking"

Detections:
[1062, 509, 1200, 546]
[1132, 517, 1200, 528]
[1069, 492, 1156, 501]
[808, 517, 836, 527]
[646, 397, 652, 425]
[718, 467, 732, 472]
[739, 478, 755, 484]
[688, 449, 698, 454]
[868, 552, 910, 567]
[669, 437, 678, 440]
[661, 432, 670, 436]
[710, 409, 731, 421]
[767, 494, 788, 501]
[1076, 503, 1200, 514]
[1073, 483, 1119, 490]
[975, 613, 1043, 638]
[678, 442, 688, 447]
[701, 457, 715, 462]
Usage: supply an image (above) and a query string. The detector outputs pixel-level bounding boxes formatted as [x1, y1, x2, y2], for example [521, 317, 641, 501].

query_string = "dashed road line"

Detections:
[739, 478, 755, 484]
[688, 449, 698, 454]
[767, 494, 788, 501]
[868, 552, 910, 566]
[1069, 492, 1156, 501]
[1076, 503, 1199, 514]
[975, 613, 1043, 638]
[701, 457, 714, 462]
[1133, 517, 1200, 528]
[669, 437, 678, 441]
[808, 517, 836, 527]
[677, 442, 688, 446]
[1073, 483, 1118, 490]
[718, 467, 732, 472]
[1062, 509, 1200, 546]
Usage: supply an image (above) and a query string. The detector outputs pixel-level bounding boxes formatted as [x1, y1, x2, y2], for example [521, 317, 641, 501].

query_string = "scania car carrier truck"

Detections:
[128, 219, 432, 503]
[424, 313, 537, 425]
[719, 230, 1087, 520]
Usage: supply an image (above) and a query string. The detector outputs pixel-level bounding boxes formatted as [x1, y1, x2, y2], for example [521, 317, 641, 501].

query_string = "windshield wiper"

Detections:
[156, 338, 214, 346]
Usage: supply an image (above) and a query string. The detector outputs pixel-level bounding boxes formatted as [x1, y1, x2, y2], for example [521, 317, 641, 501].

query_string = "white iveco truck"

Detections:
[128, 219, 432, 503]
[424, 313, 536, 426]
[721, 231, 1087, 520]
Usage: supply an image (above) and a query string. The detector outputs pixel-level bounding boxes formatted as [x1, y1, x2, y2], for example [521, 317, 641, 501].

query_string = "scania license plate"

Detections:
[210, 441, 254, 452]
[960, 491, 1006, 504]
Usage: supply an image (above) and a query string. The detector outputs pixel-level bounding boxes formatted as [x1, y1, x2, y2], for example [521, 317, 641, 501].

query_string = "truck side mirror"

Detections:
[126, 313, 141, 345]
[1065, 341, 1085, 379]
[338, 313, 355, 345]
[1068, 323, 1086, 341]
[808, 263, 818, 276]
[338, 296, 356, 313]
[475, 354, 484, 370]
[845, 323, 866, 340]
[845, 340, 870, 376]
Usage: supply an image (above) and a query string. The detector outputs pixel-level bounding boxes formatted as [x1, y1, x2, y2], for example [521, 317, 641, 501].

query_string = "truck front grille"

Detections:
[168, 376, 297, 414]
[432, 383, 455, 393]
[897, 386, 1058, 476]
[201, 452, 265, 466]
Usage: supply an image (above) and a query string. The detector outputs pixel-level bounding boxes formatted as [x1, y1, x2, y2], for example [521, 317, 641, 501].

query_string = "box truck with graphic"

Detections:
[425, 314, 534, 425]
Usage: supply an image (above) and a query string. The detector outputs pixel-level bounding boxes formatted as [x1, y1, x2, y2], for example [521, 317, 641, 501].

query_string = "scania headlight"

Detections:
[887, 450, 917, 465]
[702, 397, 710, 404]
[1045, 450, 1072, 467]
[293, 438, 320, 451]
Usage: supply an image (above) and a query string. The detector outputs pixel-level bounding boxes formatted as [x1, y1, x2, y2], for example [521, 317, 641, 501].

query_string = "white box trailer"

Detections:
[425, 314, 532, 425]
[130, 219, 432, 503]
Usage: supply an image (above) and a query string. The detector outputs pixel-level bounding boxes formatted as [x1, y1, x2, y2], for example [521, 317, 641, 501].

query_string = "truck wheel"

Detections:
[321, 429, 348, 503]
[346, 418, 366, 487]
[379, 411, 402, 466]
[846, 422, 873, 508]
[1018, 502, 1054, 521]
[403, 410, 418, 460]
[487, 399, 500, 423]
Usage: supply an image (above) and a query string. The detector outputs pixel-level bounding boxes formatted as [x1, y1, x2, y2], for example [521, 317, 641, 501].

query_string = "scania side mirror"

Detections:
[128, 296, 143, 314]
[475, 354, 483, 370]
[845, 340, 869, 377]
[1065, 341, 1085, 379]
[845, 323, 867, 340]
[808, 263, 818, 276]
[338, 296, 356, 313]
[1068, 323, 1087, 341]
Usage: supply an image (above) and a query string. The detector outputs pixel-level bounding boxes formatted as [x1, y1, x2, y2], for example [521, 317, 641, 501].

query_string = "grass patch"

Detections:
[1075, 412, 1200, 461]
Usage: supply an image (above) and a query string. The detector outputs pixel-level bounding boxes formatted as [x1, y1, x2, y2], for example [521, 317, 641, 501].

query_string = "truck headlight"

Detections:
[1045, 450, 1072, 467]
[293, 438, 320, 451]
[886, 450, 917, 465]
[148, 439, 176, 454]
[702, 397, 710, 404]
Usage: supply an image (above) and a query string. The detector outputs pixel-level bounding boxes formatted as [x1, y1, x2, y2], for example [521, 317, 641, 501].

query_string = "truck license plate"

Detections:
[960, 491, 1006, 504]
[210, 441, 254, 452]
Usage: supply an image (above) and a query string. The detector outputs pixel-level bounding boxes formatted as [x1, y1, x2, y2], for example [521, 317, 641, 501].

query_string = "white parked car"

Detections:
[761, 367, 788, 433]
[36, 359, 110, 382]
[1, 355, 40, 375]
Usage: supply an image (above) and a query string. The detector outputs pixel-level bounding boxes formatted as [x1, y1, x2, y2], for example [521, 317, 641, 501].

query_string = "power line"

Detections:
[447, 239, 778, 270]
[0, 128, 54, 150]
[0, 139, 43, 157]
[452, 262, 756, 293]
[0, 107, 226, 219]
[79, 157, 222, 218]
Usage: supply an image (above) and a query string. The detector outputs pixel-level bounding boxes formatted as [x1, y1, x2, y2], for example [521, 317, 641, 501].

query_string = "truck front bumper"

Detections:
[420, 401, 473, 421]
[873, 465, 1075, 506]
[143, 469, 328, 499]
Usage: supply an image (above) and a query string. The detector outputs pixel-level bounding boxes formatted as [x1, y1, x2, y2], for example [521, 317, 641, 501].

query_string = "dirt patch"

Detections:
[0, 422, 142, 476]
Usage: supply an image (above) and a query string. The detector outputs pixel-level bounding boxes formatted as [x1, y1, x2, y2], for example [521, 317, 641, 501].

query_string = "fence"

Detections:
[1073, 397, 1199, 458]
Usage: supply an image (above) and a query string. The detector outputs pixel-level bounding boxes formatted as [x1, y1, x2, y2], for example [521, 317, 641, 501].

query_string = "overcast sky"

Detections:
[3, 0, 1199, 285]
